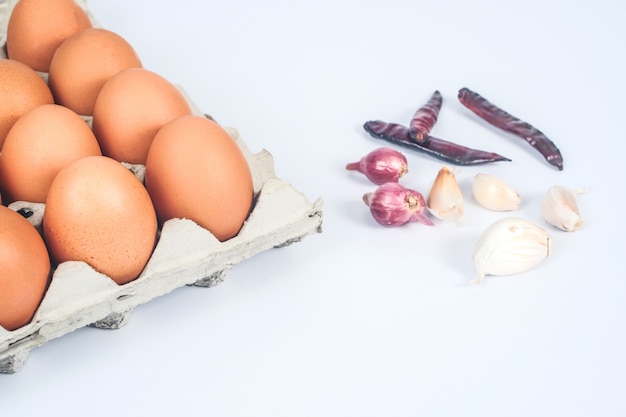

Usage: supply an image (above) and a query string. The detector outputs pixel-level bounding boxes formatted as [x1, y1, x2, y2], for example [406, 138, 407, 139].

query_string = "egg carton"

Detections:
[0, 1, 323, 373]
[0, 125, 323, 374]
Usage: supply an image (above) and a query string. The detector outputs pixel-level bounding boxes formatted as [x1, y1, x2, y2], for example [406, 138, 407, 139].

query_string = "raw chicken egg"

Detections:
[92, 68, 192, 164]
[145, 115, 254, 242]
[0, 205, 50, 331]
[43, 156, 158, 285]
[48, 28, 142, 116]
[0, 59, 54, 149]
[0, 104, 102, 204]
[6, 0, 92, 72]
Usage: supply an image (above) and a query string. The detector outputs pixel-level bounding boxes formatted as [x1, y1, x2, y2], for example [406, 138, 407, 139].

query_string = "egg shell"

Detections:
[0, 205, 50, 331]
[48, 27, 142, 116]
[43, 155, 158, 285]
[92, 68, 193, 164]
[6, 0, 92, 72]
[0, 59, 54, 149]
[0, 104, 102, 204]
[145, 115, 254, 242]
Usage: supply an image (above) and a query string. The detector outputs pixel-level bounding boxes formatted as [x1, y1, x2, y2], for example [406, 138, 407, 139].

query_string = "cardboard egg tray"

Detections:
[0, 0, 323, 373]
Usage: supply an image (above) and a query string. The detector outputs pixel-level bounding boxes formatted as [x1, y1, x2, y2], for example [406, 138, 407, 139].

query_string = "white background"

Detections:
[2, 0, 625, 416]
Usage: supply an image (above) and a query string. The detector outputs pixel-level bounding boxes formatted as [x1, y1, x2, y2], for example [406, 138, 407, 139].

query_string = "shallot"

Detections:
[346, 147, 408, 185]
[363, 182, 433, 227]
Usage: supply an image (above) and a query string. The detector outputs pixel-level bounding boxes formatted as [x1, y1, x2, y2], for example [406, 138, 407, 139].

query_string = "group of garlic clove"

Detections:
[423, 169, 585, 283]
[472, 173, 586, 231]
[470, 181, 586, 283]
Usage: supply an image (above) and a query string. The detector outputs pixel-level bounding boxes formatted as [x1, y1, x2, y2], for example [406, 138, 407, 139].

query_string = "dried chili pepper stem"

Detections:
[458, 87, 564, 171]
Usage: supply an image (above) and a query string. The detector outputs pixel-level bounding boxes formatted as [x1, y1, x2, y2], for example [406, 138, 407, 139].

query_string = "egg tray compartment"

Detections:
[0, 124, 323, 373]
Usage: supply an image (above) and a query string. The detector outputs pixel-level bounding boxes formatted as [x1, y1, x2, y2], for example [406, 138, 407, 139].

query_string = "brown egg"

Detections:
[44, 156, 158, 285]
[145, 116, 254, 241]
[6, 0, 92, 72]
[0, 205, 50, 331]
[92, 68, 193, 164]
[0, 104, 102, 204]
[48, 28, 142, 116]
[0, 59, 54, 149]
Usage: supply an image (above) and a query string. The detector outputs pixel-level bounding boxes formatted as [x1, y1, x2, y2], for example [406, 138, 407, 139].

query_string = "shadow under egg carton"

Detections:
[0, 126, 324, 374]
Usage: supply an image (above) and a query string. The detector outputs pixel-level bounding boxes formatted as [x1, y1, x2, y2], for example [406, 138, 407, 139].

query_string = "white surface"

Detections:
[2, 0, 625, 416]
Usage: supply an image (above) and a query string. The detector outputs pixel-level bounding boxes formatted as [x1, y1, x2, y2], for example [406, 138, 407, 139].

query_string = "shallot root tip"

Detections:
[363, 192, 374, 206]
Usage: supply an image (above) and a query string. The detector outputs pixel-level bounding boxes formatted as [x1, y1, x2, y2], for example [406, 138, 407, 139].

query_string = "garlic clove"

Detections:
[427, 165, 464, 222]
[472, 173, 521, 211]
[541, 185, 586, 232]
[471, 217, 551, 284]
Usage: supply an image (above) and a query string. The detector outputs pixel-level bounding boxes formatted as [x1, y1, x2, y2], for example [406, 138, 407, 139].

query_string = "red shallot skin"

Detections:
[346, 147, 408, 185]
[363, 182, 434, 227]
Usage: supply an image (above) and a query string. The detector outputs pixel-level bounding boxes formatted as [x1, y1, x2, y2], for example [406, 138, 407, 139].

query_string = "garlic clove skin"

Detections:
[472, 173, 521, 211]
[541, 186, 586, 232]
[346, 147, 408, 185]
[427, 166, 464, 222]
[363, 182, 433, 227]
[471, 217, 551, 284]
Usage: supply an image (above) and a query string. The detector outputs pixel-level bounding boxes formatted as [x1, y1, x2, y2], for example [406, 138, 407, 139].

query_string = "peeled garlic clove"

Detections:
[541, 185, 585, 232]
[427, 165, 464, 222]
[472, 173, 521, 211]
[472, 217, 551, 284]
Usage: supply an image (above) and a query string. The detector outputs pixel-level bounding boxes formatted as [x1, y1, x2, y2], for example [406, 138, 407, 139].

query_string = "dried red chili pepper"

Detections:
[409, 90, 442, 142]
[363, 120, 510, 165]
[458, 87, 563, 170]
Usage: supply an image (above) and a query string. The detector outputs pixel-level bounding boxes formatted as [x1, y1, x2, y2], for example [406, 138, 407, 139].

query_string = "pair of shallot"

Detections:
[346, 147, 432, 227]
